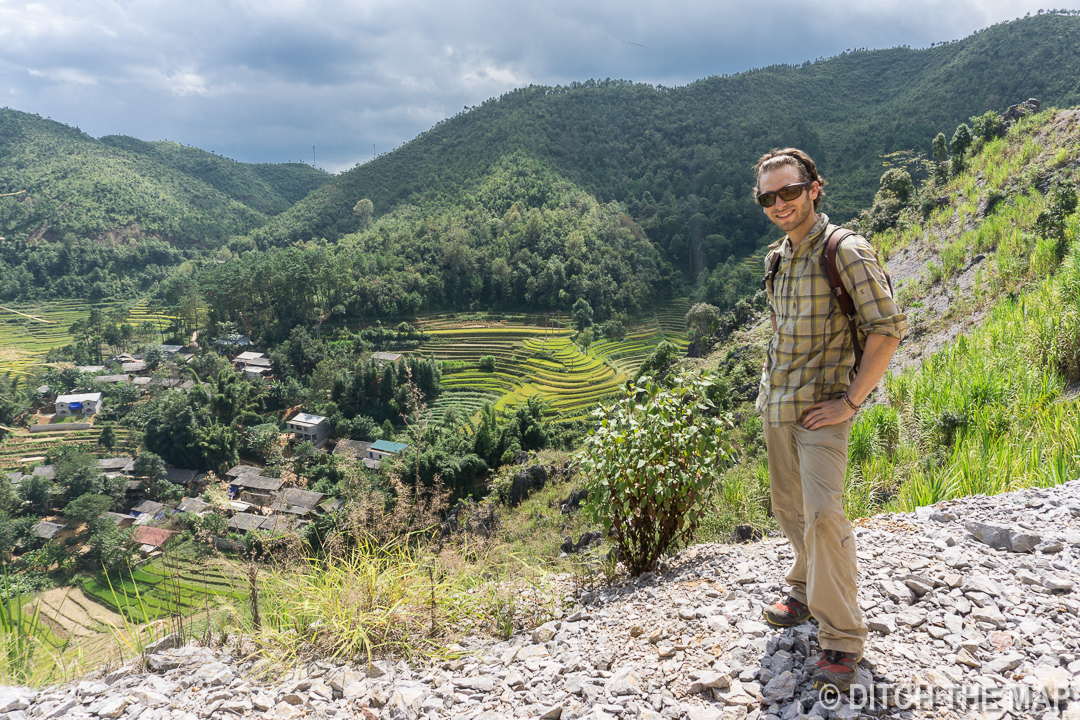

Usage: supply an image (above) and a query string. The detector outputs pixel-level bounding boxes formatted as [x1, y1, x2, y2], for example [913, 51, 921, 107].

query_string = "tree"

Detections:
[134, 451, 167, 484]
[54, 447, 105, 502]
[931, 133, 949, 163]
[98, 422, 116, 449]
[63, 493, 114, 530]
[571, 298, 594, 332]
[0, 510, 15, 557]
[878, 169, 914, 204]
[951, 123, 973, 163]
[971, 110, 1004, 142]
[685, 303, 720, 340]
[17, 474, 53, 515]
[353, 198, 374, 229]
[87, 522, 138, 573]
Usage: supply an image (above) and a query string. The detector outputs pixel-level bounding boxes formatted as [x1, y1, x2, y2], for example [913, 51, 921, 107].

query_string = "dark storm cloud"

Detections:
[1, 0, 1077, 172]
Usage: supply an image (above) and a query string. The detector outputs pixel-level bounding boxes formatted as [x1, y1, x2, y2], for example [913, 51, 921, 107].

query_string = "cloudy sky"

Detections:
[1, 1, 1077, 173]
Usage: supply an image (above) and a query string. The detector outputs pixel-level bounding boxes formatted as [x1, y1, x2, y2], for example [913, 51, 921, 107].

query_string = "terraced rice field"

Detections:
[82, 554, 246, 623]
[0, 426, 140, 469]
[0, 298, 174, 378]
[24, 586, 129, 668]
[412, 300, 689, 422]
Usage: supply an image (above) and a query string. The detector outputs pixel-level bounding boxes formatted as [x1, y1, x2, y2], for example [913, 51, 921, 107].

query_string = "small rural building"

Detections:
[227, 513, 265, 533]
[133, 527, 177, 554]
[333, 439, 373, 461]
[269, 488, 327, 517]
[368, 439, 408, 461]
[257, 515, 297, 534]
[165, 468, 205, 487]
[95, 374, 130, 385]
[99, 457, 135, 476]
[287, 413, 329, 444]
[121, 361, 148, 374]
[157, 344, 183, 357]
[32, 465, 56, 481]
[177, 497, 212, 515]
[234, 352, 271, 377]
[229, 474, 286, 505]
[32, 520, 66, 540]
[371, 351, 402, 363]
[225, 464, 263, 481]
[55, 392, 103, 417]
[130, 500, 165, 519]
[7, 471, 23, 487]
[103, 512, 135, 529]
[76, 365, 106, 374]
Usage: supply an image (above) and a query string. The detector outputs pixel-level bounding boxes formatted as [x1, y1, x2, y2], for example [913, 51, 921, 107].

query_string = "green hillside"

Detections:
[0, 109, 328, 301]
[247, 14, 1080, 273]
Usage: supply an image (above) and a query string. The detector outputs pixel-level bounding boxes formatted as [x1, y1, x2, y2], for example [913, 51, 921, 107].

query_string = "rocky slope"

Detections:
[4, 479, 1080, 720]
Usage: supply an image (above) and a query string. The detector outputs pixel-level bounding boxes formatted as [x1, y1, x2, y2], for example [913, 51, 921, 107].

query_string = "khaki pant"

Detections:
[763, 420, 867, 655]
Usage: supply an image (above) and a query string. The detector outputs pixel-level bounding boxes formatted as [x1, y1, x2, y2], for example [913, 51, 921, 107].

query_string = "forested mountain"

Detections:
[250, 13, 1080, 271]
[4, 13, 1080, 314]
[0, 109, 327, 300]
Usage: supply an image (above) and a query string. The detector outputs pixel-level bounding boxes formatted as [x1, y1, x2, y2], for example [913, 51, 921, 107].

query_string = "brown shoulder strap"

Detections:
[761, 250, 782, 292]
[819, 228, 863, 368]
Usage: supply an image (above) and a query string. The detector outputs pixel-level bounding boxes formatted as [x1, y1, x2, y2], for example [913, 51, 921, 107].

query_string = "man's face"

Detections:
[758, 165, 819, 238]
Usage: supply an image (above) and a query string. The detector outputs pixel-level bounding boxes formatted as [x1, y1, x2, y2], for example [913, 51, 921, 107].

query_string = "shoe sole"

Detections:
[812, 678, 853, 693]
[762, 611, 813, 628]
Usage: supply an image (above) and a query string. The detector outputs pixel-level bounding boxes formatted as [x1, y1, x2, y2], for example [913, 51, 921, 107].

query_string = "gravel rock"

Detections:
[12, 479, 1080, 720]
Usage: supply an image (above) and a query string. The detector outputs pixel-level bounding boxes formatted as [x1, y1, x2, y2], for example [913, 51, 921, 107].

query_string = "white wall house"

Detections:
[287, 412, 330, 444]
[55, 392, 103, 416]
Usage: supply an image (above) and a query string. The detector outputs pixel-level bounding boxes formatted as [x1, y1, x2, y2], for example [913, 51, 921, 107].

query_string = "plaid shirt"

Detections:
[756, 214, 907, 425]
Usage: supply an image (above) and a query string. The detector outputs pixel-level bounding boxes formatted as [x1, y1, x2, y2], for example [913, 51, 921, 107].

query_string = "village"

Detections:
[8, 343, 410, 562]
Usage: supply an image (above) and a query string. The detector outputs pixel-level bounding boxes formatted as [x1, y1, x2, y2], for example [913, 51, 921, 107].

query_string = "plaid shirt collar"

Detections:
[772, 213, 830, 259]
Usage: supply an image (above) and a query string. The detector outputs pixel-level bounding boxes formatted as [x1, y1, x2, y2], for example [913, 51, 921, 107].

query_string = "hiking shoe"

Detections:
[811, 650, 858, 691]
[762, 596, 811, 627]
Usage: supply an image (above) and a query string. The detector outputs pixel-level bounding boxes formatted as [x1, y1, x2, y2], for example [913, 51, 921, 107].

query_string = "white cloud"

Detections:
[0, 0, 1078, 172]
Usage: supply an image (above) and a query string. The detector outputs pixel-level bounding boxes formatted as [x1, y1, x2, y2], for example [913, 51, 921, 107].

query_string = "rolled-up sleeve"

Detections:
[835, 236, 908, 341]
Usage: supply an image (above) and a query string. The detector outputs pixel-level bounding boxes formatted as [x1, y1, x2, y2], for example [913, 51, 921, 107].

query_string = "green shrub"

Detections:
[579, 372, 735, 574]
[479, 355, 496, 372]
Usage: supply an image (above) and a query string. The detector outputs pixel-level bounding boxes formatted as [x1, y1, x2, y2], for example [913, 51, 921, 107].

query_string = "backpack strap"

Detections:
[761, 250, 782, 292]
[819, 227, 895, 371]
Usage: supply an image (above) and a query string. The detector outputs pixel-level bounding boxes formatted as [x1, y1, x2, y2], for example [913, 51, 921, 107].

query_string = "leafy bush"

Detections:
[579, 373, 736, 574]
[479, 355, 496, 372]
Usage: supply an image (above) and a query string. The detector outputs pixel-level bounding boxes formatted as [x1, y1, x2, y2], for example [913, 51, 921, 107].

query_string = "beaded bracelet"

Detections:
[842, 393, 861, 412]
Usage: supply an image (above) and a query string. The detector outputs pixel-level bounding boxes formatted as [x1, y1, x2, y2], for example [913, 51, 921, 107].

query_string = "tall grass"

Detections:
[879, 228, 1080, 511]
[0, 568, 70, 686]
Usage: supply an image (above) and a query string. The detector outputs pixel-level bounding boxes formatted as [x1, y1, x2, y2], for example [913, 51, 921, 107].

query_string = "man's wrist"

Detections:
[841, 393, 861, 412]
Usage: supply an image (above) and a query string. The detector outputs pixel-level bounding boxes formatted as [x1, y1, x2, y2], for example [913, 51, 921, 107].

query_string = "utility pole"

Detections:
[313, 145, 316, 167]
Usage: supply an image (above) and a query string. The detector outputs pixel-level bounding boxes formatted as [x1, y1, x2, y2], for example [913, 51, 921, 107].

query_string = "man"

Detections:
[754, 148, 907, 691]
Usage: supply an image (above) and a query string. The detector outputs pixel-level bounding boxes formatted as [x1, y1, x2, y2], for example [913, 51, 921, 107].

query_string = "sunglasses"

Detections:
[757, 182, 811, 208]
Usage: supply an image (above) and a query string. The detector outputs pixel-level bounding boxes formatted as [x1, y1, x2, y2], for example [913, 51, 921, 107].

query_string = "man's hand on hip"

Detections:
[800, 399, 855, 430]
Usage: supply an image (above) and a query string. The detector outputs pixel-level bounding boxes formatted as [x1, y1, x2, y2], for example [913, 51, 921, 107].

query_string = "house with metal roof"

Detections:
[99, 457, 135, 475]
[165, 468, 205, 487]
[32, 520, 66, 540]
[177, 497, 212, 515]
[269, 488, 327, 516]
[371, 351, 402, 363]
[368, 439, 408, 461]
[55, 392, 103, 417]
[130, 500, 165, 518]
[287, 412, 329, 444]
[103, 512, 135, 529]
[333, 439, 373, 460]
